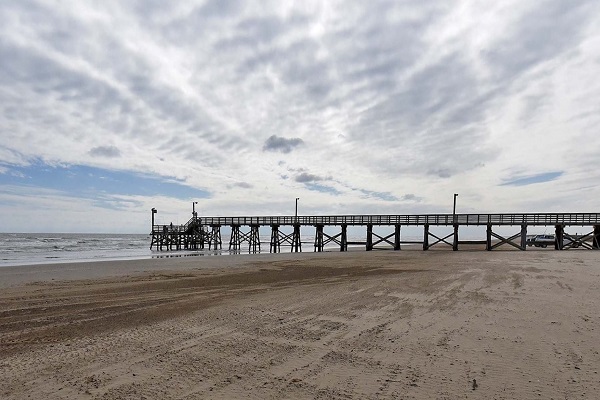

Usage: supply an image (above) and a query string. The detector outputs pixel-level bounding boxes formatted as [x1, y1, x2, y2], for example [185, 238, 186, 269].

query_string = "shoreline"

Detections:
[0, 248, 375, 288]
[0, 244, 555, 288]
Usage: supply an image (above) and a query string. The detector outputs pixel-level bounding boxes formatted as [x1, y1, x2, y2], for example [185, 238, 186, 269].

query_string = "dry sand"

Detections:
[1, 249, 600, 399]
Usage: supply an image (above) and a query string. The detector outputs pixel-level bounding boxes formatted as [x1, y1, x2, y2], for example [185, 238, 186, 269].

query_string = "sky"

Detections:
[1, 0, 600, 233]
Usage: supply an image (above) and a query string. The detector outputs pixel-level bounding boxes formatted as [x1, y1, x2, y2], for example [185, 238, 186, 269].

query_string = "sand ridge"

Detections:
[1, 250, 599, 399]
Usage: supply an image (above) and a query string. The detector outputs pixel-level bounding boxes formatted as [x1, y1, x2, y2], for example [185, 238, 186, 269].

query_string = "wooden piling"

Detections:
[453, 224, 459, 251]
[340, 224, 348, 252]
[314, 225, 324, 252]
[292, 224, 301, 252]
[394, 224, 401, 250]
[520, 225, 527, 250]
[555, 225, 564, 250]
[366, 224, 373, 251]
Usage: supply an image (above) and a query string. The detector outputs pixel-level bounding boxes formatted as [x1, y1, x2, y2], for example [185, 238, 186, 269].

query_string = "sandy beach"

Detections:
[1, 249, 599, 399]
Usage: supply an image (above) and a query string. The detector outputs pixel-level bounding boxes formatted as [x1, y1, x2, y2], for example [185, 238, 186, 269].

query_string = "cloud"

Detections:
[89, 145, 121, 158]
[485, 2, 592, 81]
[231, 182, 253, 189]
[1, 1, 600, 232]
[263, 135, 304, 153]
[427, 169, 453, 179]
[295, 172, 323, 183]
[401, 194, 423, 202]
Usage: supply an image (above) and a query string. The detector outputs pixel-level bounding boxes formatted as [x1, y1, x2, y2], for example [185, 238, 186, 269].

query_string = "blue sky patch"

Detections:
[501, 171, 563, 186]
[0, 162, 210, 201]
[305, 183, 341, 195]
[359, 189, 399, 202]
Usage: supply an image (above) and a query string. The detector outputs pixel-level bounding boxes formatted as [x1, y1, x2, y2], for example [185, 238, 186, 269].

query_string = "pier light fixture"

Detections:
[295, 197, 300, 222]
[453, 193, 458, 222]
[192, 201, 198, 218]
[151, 208, 157, 230]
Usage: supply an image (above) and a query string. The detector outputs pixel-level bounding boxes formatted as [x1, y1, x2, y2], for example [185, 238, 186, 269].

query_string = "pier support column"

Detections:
[210, 225, 222, 250]
[229, 225, 241, 251]
[520, 225, 527, 250]
[453, 224, 459, 251]
[486, 224, 492, 251]
[189, 224, 201, 250]
[594, 225, 600, 249]
[423, 225, 429, 251]
[249, 225, 261, 253]
[555, 225, 564, 250]
[169, 227, 175, 250]
[159, 226, 166, 250]
[270, 225, 280, 253]
[314, 224, 324, 252]
[340, 224, 348, 252]
[394, 225, 401, 250]
[150, 231, 158, 251]
[199, 226, 205, 250]
[292, 224, 301, 252]
[366, 224, 373, 251]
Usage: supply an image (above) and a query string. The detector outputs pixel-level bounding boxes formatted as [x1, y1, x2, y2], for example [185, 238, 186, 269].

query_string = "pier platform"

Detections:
[150, 213, 600, 253]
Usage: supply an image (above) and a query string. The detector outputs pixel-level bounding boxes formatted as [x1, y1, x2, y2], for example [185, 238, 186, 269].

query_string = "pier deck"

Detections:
[150, 213, 600, 252]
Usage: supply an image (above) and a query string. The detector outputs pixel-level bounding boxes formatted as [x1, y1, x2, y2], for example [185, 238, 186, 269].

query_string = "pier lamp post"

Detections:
[151, 208, 157, 231]
[453, 193, 458, 223]
[192, 201, 198, 220]
[295, 197, 300, 223]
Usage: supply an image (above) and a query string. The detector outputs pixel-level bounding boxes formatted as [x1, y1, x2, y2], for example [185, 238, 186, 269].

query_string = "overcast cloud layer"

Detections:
[1, 0, 600, 232]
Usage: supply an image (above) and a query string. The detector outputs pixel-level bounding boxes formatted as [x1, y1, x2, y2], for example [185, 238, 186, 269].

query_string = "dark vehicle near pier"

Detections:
[526, 234, 555, 248]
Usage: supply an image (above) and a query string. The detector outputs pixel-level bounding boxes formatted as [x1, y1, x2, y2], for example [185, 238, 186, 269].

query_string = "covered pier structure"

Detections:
[150, 213, 600, 253]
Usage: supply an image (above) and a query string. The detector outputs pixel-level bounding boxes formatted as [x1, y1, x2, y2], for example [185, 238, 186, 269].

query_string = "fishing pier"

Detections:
[150, 213, 600, 253]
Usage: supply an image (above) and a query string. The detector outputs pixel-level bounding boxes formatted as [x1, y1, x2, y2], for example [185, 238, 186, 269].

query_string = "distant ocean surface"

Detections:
[0, 233, 156, 267]
[0, 232, 427, 268]
[0, 233, 355, 267]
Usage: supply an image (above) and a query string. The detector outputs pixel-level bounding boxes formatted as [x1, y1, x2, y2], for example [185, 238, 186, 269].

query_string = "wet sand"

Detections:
[1, 250, 599, 399]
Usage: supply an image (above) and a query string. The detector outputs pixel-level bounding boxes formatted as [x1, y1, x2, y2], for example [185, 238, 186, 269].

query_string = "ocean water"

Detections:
[0, 232, 423, 267]
[0, 233, 156, 267]
[0, 233, 345, 267]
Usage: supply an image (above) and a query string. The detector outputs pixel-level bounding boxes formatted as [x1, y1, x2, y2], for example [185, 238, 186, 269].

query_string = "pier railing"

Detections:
[187, 213, 600, 227]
